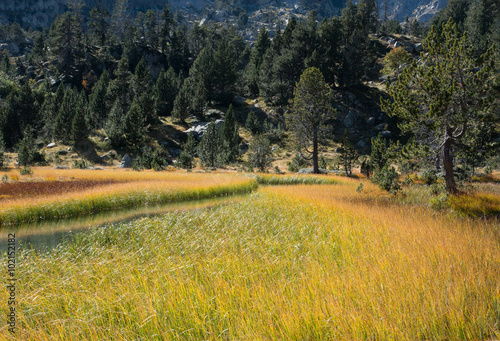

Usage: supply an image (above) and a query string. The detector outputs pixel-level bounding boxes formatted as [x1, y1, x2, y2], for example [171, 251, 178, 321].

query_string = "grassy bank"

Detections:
[254, 173, 339, 185]
[4, 184, 499, 340]
[0, 170, 258, 226]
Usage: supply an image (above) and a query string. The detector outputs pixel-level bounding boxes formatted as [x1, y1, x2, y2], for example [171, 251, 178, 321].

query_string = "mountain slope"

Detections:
[0, 0, 447, 30]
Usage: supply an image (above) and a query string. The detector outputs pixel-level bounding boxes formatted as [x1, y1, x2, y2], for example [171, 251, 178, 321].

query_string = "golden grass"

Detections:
[449, 192, 500, 217]
[0, 168, 258, 226]
[2, 178, 499, 340]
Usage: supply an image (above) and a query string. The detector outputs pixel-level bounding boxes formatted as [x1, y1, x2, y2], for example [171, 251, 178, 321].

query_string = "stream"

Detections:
[0, 195, 248, 251]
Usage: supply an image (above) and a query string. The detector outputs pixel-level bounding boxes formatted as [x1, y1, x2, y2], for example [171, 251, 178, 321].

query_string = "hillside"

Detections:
[0, 0, 446, 30]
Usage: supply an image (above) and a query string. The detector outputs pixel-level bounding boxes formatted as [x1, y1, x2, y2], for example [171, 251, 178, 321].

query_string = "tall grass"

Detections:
[3, 183, 499, 340]
[254, 173, 339, 185]
[0, 172, 257, 226]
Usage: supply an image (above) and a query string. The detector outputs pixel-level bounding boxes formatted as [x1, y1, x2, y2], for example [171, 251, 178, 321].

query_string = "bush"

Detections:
[0, 150, 7, 168]
[135, 146, 168, 171]
[430, 193, 449, 210]
[382, 47, 412, 74]
[430, 183, 445, 195]
[247, 134, 273, 172]
[245, 110, 260, 134]
[360, 159, 373, 179]
[73, 160, 88, 169]
[372, 166, 401, 194]
[177, 151, 194, 170]
[263, 119, 285, 144]
[20, 165, 33, 175]
[421, 170, 438, 185]
[287, 153, 309, 172]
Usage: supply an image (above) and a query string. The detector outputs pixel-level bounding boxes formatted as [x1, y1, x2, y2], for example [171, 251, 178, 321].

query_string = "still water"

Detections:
[0, 195, 247, 251]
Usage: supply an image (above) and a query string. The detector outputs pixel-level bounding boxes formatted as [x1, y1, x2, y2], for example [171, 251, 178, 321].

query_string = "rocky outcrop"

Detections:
[183, 119, 224, 141]
[0, 0, 446, 32]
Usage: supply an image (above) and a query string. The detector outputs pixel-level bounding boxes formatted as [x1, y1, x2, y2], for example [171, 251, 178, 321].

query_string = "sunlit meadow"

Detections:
[1, 172, 499, 340]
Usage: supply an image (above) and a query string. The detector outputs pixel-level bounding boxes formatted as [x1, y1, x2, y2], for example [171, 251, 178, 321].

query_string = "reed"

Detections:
[254, 173, 339, 185]
[0, 170, 258, 226]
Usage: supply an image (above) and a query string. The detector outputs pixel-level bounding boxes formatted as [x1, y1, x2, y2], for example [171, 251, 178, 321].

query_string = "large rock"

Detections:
[184, 119, 224, 141]
[414, 43, 423, 52]
[381, 130, 392, 138]
[118, 154, 133, 168]
[204, 109, 223, 119]
[184, 122, 209, 141]
[343, 110, 358, 128]
[46, 142, 56, 148]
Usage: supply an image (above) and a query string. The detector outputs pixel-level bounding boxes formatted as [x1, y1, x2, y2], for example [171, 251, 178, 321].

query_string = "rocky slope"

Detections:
[0, 0, 446, 30]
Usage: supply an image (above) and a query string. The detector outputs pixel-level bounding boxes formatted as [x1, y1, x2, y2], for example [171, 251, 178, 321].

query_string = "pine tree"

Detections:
[49, 12, 84, 77]
[432, 0, 470, 34]
[286, 67, 335, 173]
[1, 84, 40, 147]
[0, 135, 6, 168]
[33, 32, 46, 57]
[17, 126, 36, 167]
[245, 27, 270, 95]
[105, 99, 125, 147]
[132, 57, 155, 123]
[221, 104, 239, 163]
[317, 17, 343, 86]
[53, 87, 77, 141]
[370, 134, 389, 171]
[154, 67, 179, 117]
[107, 55, 132, 111]
[248, 134, 272, 171]
[159, 4, 174, 55]
[245, 110, 260, 134]
[168, 28, 190, 76]
[109, 0, 129, 43]
[381, 21, 497, 193]
[465, 0, 499, 58]
[124, 97, 146, 147]
[89, 70, 110, 129]
[338, 130, 358, 176]
[89, 3, 110, 46]
[190, 78, 207, 116]
[178, 132, 196, 169]
[197, 121, 221, 168]
[356, 0, 378, 34]
[145, 9, 158, 50]
[0, 50, 10, 73]
[71, 91, 88, 144]
[172, 81, 191, 123]
[338, 1, 372, 88]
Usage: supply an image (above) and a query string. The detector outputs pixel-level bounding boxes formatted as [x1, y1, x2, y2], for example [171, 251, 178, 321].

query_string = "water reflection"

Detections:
[0, 195, 246, 251]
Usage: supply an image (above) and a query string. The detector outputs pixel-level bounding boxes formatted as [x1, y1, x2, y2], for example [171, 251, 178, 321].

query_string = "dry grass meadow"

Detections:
[0, 168, 499, 339]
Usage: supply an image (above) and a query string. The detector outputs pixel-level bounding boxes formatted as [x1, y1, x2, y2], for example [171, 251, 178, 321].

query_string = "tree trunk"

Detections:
[442, 136, 457, 194]
[313, 130, 319, 174]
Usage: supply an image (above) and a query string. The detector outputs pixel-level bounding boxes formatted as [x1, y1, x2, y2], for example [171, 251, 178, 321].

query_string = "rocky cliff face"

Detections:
[382, 0, 447, 22]
[0, 0, 446, 30]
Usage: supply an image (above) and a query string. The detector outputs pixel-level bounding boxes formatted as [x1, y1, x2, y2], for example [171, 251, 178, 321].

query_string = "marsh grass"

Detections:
[254, 173, 339, 185]
[0, 170, 258, 226]
[3, 182, 499, 340]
